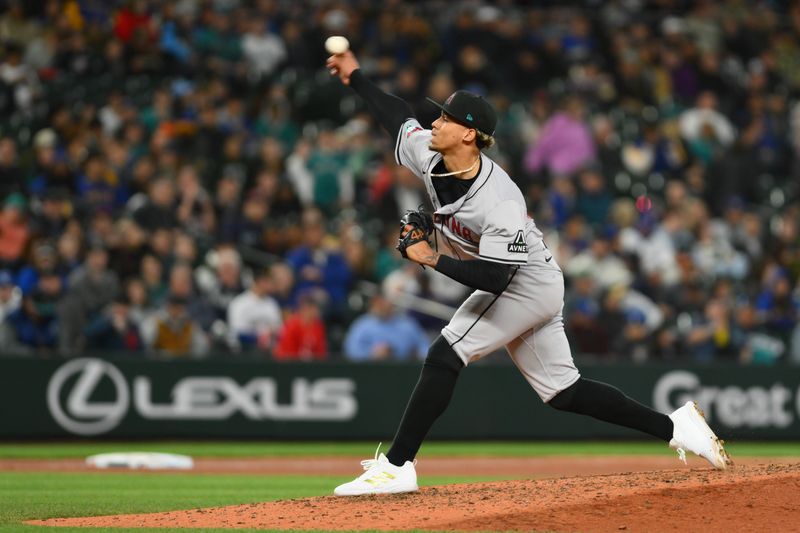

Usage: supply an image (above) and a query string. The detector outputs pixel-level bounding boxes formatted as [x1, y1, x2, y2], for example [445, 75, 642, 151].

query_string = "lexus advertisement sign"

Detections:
[1, 357, 799, 438]
[46, 358, 358, 436]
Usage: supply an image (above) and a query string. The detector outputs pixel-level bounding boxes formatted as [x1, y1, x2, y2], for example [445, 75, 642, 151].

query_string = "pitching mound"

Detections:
[30, 463, 800, 532]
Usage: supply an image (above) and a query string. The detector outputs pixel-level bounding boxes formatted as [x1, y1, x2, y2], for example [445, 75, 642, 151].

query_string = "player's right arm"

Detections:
[327, 51, 413, 136]
[327, 52, 432, 177]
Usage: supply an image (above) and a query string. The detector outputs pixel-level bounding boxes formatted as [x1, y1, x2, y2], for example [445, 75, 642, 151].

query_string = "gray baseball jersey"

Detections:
[395, 118, 580, 401]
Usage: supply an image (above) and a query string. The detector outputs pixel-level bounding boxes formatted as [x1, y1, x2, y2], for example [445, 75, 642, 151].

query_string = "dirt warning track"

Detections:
[30, 463, 800, 532]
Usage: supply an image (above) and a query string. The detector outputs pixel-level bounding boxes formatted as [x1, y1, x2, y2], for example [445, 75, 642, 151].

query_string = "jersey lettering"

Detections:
[435, 214, 476, 243]
[508, 230, 528, 254]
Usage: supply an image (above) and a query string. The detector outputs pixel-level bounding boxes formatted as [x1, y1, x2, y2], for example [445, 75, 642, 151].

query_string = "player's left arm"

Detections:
[403, 242, 515, 295]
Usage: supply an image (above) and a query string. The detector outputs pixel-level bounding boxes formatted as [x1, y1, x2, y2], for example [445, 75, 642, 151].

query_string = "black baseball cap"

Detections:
[427, 91, 497, 136]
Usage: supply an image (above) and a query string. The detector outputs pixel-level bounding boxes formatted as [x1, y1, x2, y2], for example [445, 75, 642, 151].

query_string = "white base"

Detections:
[86, 452, 194, 470]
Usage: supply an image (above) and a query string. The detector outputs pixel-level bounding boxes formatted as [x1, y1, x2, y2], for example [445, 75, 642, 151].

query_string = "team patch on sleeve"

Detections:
[508, 230, 528, 253]
[405, 124, 423, 138]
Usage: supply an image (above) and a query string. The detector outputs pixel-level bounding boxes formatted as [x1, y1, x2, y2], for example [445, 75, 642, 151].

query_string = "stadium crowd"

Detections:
[0, 0, 799, 364]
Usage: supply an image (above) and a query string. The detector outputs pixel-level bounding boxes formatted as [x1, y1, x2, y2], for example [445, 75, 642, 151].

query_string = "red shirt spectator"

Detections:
[0, 194, 29, 265]
[114, 3, 153, 44]
[274, 296, 327, 361]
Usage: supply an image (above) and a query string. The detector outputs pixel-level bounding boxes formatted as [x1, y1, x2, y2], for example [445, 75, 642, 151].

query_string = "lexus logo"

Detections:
[46, 358, 358, 436]
[47, 358, 130, 436]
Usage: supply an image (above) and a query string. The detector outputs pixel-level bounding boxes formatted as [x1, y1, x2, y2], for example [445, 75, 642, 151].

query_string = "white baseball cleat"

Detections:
[334, 445, 418, 496]
[669, 401, 733, 470]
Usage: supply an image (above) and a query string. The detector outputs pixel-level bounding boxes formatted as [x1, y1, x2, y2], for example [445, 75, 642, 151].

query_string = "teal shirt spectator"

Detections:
[344, 312, 430, 362]
[307, 149, 346, 214]
[374, 248, 404, 282]
[255, 116, 298, 150]
[192, 25, 241, 62]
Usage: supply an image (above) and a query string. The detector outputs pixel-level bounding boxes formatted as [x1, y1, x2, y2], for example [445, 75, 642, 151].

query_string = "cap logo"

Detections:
[466, 113, 473, 122]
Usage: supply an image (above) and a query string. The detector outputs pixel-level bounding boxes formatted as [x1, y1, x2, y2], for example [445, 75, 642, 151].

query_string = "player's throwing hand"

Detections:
[326, 51, 360, 86]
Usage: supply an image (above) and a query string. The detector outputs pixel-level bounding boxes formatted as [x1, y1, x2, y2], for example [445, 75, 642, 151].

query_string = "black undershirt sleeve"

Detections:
[349, 69, 415, 137]
[435, 255, 515, 294]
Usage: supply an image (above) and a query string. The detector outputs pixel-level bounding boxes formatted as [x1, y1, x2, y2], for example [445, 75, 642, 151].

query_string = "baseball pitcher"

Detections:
[326, 49, 731, 496]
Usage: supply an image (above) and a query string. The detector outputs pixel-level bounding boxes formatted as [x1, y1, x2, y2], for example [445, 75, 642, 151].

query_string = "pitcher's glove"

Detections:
[396, 207, 434, 259]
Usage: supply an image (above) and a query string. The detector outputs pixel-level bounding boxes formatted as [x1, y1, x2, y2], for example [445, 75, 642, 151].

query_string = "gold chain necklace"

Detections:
[430, 158, 480, 177]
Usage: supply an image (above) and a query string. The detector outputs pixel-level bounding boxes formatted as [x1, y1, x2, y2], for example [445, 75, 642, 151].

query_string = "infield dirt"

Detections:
[27, 460, 800, 532]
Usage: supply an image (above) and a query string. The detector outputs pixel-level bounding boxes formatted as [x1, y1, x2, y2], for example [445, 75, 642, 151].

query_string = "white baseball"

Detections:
[325, 35, 349, 55]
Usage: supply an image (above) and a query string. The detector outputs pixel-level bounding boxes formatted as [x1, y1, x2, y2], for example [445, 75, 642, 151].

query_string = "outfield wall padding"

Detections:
[2, 356, 799, 439]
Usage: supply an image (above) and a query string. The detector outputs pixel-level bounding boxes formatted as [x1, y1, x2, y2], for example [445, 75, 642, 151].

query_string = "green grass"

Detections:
[2, 441, 798, 532]
[1, 440, 798, 459]
[0, 471, 500, 533]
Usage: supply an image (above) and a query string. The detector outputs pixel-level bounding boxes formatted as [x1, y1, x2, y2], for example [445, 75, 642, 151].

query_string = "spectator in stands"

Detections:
[0, 270, 23, 356]
[255, 86, 299, 150]
[344, 293, 429, 362]
[85, 295, 142, 353]
[108, 219, 146, 282]
[6, 270, 62, 351]
[692, 217, 749, 281]
[524, 95, 595, 178]
[682, 298, 741, 362]
[58, 244, 120, 353]
[0, 269, 20, 322]
[236, 192, 269, 250]
[75, 153, 121, 215]
[113, 0, 155, 45]
[596, 284, 648, 359]
[735, 303, 785, 365]
[0, 3, 39, 48]
[141, 293, 209, 357]
[274, 292, 327, 361]
[241, 16, 287, 80]
[269, 261, 295, 308]
[0, 137, 23, 200]
[574, 167, 612, 228]
[175, 164, 215, 241]
[679, 91, 736, 153]
[620, 209, 682, 289]
[227, 267, 282, 354]
[30, 188, 68, 240]
[286, 138, 314, 207]
[139, 253, 167, 306]
[565, 229, 632, 290]
[16, 241, 59, 295]
[286, 207, 352, 312]
[167, 261, 215, 330]
[297, 130, 353, 215]
[85, 209, 115, 249]
[371, 162, 427, 224]
[195, 246, 248, 323]
[248, 169, 300, 218]
[755, 264, 798, 344]
[132, 177, 177, 231]
[27, 128, 71, 197]
[565, 272, 604, 355]
[172, 230, 198, 267]
[0, 43, 39, 114]
[213, 175, 243, 243]
[0, 192, 29, 268]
